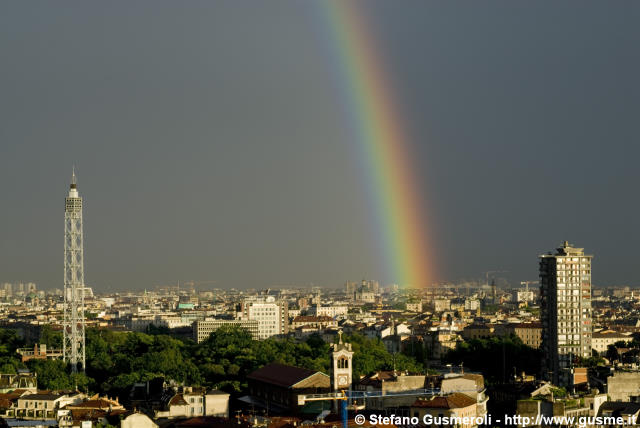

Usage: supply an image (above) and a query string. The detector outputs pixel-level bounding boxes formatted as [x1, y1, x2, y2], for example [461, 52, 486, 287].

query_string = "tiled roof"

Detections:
[169, 393, 189, 406]
[412, 393, 476, 409]
[292, 316, 334, 323]
[70, 399, 119, 409]
[20, 393, 64, 400]
[514, 322, 542, 329]
[248, 363, 324, 388]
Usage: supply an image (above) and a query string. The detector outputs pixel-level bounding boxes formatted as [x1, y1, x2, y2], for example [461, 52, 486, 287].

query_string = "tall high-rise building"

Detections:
[540, 241, 592, 386]
[2, 283, 12, 296]
[63, 170, 86, 373]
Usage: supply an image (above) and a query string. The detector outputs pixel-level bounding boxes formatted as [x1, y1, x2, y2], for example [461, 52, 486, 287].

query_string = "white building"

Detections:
[121, 413, 158, 428]
[193, 319, 259, 343]
[433, 299, 451, 312]
[591, 330, 631, 354]
[155, 387, 229, 419]
[239, 296, 288, 340]
[464, 299, 480, 311]
[406, 302, 423, 312]
[307, 305, 348, 318]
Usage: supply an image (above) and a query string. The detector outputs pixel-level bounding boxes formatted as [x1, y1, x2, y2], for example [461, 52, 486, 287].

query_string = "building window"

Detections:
[338, 357, 349, 369]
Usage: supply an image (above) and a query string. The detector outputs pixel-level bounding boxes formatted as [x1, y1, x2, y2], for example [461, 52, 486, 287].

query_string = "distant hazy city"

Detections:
[0, 176, 639, 428]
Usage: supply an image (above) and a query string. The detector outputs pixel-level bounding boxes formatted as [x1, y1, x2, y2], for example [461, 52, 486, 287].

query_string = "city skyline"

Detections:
[1, 1, 639, 291]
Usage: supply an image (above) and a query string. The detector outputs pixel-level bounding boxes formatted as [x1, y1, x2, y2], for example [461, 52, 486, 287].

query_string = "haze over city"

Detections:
[1, 1, 638, 291]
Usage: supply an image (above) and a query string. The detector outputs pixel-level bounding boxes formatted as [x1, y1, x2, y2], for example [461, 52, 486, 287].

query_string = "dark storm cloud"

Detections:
[0, 1, 638, 290]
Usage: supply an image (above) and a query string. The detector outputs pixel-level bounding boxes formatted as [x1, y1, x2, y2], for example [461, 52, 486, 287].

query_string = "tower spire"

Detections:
[71, 167, 77, 188]
[64, 170, 86, 373]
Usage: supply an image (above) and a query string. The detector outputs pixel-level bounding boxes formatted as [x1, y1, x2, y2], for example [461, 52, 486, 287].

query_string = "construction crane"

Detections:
[298, 387, 482, 428]
[520, 281, 539, 290]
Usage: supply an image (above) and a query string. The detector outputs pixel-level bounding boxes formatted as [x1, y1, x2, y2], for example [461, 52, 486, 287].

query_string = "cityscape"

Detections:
[1, 1, 638, 428]
[0, 175, 639, 427]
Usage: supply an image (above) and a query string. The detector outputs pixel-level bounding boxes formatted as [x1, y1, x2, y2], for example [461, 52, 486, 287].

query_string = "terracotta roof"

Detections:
[174, 416, 251, 427]
[169, 393, 189, 406]
[592, 331, 629, 338]
[70, 408, 108, 421]
[292, 316, 335, 323]
[248, 363, 325, 388]
[412, 393, 476, 409]
[69, 398, 121, 409]
[514, 322, 542, 329]
[20, 393, 64, 400]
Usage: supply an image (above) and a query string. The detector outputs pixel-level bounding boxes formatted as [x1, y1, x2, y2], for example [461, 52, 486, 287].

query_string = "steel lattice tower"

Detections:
[63, 169, 85, 373]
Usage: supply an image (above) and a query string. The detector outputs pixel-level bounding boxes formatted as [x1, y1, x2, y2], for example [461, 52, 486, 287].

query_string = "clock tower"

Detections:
[331, 331, 353, 391]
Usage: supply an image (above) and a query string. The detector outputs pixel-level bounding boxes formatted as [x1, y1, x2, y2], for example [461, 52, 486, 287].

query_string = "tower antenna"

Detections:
[63, 168, 86, 373]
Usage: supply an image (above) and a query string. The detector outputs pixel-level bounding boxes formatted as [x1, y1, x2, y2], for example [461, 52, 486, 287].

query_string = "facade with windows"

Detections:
[154, 387, 229, 419]
[239, 297, 288, 339]
[193, 319, 259, 343]
[540, 241, 592, 386]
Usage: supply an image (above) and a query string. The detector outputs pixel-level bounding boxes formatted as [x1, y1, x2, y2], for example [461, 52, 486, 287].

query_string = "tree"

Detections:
[39, 325, 63, 349]
[444, 336, 542, 383]
[606, 344, 620, 362]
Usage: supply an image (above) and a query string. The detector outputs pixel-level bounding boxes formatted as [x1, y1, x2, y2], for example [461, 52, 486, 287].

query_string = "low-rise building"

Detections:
[411, 393, 478, 428]
[0, 372, 38, 393]
[193, 319, 259, 343]
[121, 412, 158, 428]
[14, 392, 85, 420]
[290, 316, 337, 330]
[462, 324, 494, 340]
[17, 344, 63, 362]
[406, 302, 423, 313]
[245, 363, 331, 413]
[433, 299, 451, 312]
[504, 322, 542, 349]
[356, 371, 427, 410]
[592, 330, 631, 355]
[425, 330, 461, 360]
[307, 305, 349, 318]
[154, 387, 229, 419]
[607, 372, 640, 402]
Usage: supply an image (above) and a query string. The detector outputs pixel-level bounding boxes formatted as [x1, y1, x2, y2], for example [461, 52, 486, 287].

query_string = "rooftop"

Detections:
[248, 363, 326, 388]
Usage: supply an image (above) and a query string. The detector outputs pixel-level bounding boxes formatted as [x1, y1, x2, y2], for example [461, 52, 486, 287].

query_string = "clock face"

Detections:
[338, 375, 348, 386]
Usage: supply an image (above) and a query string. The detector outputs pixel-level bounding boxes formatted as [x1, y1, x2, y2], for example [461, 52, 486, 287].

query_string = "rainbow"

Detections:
[316, 2, 436, 288]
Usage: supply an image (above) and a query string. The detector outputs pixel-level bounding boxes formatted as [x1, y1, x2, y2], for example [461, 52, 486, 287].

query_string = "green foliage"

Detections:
[576, 355, 605, 368]
[27, 359, 90, 390]
[345, 333, 422, 378]
[0, 328, 26, 374]
[444, 335, 542, 383]
[606, 344, 619, 362]
[550, 386, 568, 398]
[1, 325, 428, 401]
[0, 328, 24, 356]
[84, 329, 201, 397]
[145, 324, 171, 335]
[482, 304, 500, 313]
[190, 327, 331, 393]
[39, 325, 63, 349]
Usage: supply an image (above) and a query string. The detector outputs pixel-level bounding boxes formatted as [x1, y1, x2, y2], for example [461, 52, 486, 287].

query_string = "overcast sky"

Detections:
[1, 1, 638, 291]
